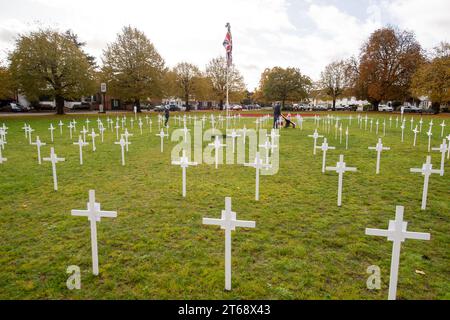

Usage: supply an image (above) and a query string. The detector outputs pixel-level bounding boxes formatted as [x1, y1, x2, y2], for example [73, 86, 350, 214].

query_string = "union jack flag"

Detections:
[223, 24, 232, 67]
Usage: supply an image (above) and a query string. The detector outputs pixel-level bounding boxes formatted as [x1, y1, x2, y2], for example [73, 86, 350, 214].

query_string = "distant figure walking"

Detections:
[273, 102, 281, 129]
[164, 106, 170, 127]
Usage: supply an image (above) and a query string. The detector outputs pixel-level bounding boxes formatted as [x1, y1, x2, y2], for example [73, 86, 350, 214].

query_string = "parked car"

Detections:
[1, 102, 31, 112]
[410, 105, 423, 113]
[232, 104, 242, 111]
[153, 105, 164, 112]
[70, 102, 91, 110]
[378, 104, 393, 112]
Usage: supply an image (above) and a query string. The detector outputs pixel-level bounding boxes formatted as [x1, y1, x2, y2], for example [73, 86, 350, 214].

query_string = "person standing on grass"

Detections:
[273, 102, 281, 129]
[164, 105, 170, 127]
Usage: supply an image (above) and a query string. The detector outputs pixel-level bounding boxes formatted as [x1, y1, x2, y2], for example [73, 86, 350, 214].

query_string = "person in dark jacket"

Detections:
[273, 102, 281, 129]
[164, 106, 170, 127]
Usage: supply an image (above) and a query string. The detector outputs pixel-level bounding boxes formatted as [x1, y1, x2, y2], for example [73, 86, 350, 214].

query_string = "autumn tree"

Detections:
[319, 60, 350, 110]
[205, 57, 246, 110]
[411, 42, 450, 113]
[173, 62, 201, 111]
[0, 64, 16, 100]
[102, 26, 166, 112]
[259, 67, 311, 109]
[9, 29, 96, 114]
[354, 27, 424, 110]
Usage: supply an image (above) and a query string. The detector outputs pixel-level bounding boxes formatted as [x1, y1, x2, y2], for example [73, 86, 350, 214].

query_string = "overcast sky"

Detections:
[0, 0, 449, 90]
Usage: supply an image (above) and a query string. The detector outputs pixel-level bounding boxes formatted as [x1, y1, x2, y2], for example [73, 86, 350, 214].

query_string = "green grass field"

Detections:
[0, 111, 448, 300]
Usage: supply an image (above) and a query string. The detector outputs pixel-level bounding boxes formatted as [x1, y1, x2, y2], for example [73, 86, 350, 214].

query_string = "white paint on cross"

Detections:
[410, 155, 441, 210]
[58, 120, 64, 136]
[308, 129, 324, 155]
[89, 130, 99, 152]
[73, 135, 89, 165]
[412, 126, 419, 147]
[426, 128, 433, 152]
[81, 126, 88, 143]
[123, 129, 133, 152]
[431, 139, 448, 176]
[368, 138, 390, 174]
[244, 151, 271, 201]
[71, 190, 117, 276]
[43, 147, 65, 191]
[202, 197, 255, 291]
[317, 138, 335, 173]
[325, 154, 357, 207]
[259, 138, 277, 166]
[0, 138, 7, 164]
[31, 136, 46, 165]
[171, 150, 198, 197]
[365, 205, 430, 300]
[227, 129, 241, 153]
[156, 129, 169, 153]
[440, 120, 446, 138]
[208, 135, 227, 169]
[114, 137, 129, 166]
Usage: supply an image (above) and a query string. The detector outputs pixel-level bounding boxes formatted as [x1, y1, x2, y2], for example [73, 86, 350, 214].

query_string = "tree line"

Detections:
[0, 25, 448, 114]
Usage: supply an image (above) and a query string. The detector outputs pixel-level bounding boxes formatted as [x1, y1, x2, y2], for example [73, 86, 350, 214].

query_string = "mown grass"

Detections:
[0, 111, 448, 300]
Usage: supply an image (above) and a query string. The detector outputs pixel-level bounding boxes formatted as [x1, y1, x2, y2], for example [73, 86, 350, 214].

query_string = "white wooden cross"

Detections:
[400, 120, 405, 142]
[325, 155, 357, 207]
[317, 138, 335, 173]
[115, 122, 120, 141]
[395, 116, 399, 128]
[58, 120, 64, 136]
[368, 138, 390, 174]
[296, 115, 303, 130]
[145, 115, 149, 125]
[440, 120, 446, 138]
[114, 137, 129, 166]
[89, 130, 99, 152]
[209, 135, 227, 169]
[99, 124, 105, 143]
[419, 118, 423, 133]
[43, 147, 65, 191]
[370, 119, 373, 132]
[239, 126, 248, 146]
[410, 155, 441, 210]
[72, 119, 77, 132]
[412, 126, 419, 147]
[0, 138, 7, 164]
[138, 119, 143, 135]
[25, 125, 34, 145]
[71, 190, 117, 276]
[375, 119, 379, 135]
[308, 129, 324, 155]
[345, 126, 349, 150]
[0, 136, 7, 150]
[267, 129, 280, 143]
[182, 126, 190, 143]
[429, 120, 434, 132]
[259, 138, 277, 166]
[244, 151, 271, 201]
[67, 123, 74, 139]
[431, 139, 447, 176]
[426, 128, 433, 152]
[410, 117, 414, 130]
[123, 129, 133, 152]
[31, 136, 46, 165]
[365, 205, 430, 300]
[171, 150, 198, 197]
[227, 129, 241, 153]
[202, 197, 255, 291]
[85, 118, 90, 131]
[22, 123, 29, 139]
[81, 126, 88, 143]
[446, 134, 450, 160]
[130, 118, 134, 129]
[156, 129, 169, 152]
[73, 135, 89, 165]
[389, 116, 392, 128]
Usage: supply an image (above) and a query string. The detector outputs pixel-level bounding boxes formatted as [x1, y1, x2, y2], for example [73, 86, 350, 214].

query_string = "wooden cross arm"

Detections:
[202, 218, 223, 226]
[99, 211, 118, 218]
[365, 228, 389, 237]
[410, 168, 423, 173]
[328, 146, 336, 150]
[346, 167, 357, 172]
[71, 209, 89, 217]
[404, 231, 430, 241]
[234, 220, 256, 228]
[325, 166, 337, 171]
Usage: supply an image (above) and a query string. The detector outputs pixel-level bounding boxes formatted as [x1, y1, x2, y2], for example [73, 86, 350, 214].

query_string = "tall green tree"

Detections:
[9, 28, 96, 114]
[0, 64, 16, 100]
[411, 42, 450, 113]
[102, 26, 166, 112]
[173, 62, 201, 111]
[205, 57, 246, 110]
[259, 67, 311, 109]
[319, 60, 350, 110]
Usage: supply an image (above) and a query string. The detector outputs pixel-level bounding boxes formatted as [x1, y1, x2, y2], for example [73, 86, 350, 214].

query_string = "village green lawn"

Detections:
[0, 111, 448, 300]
